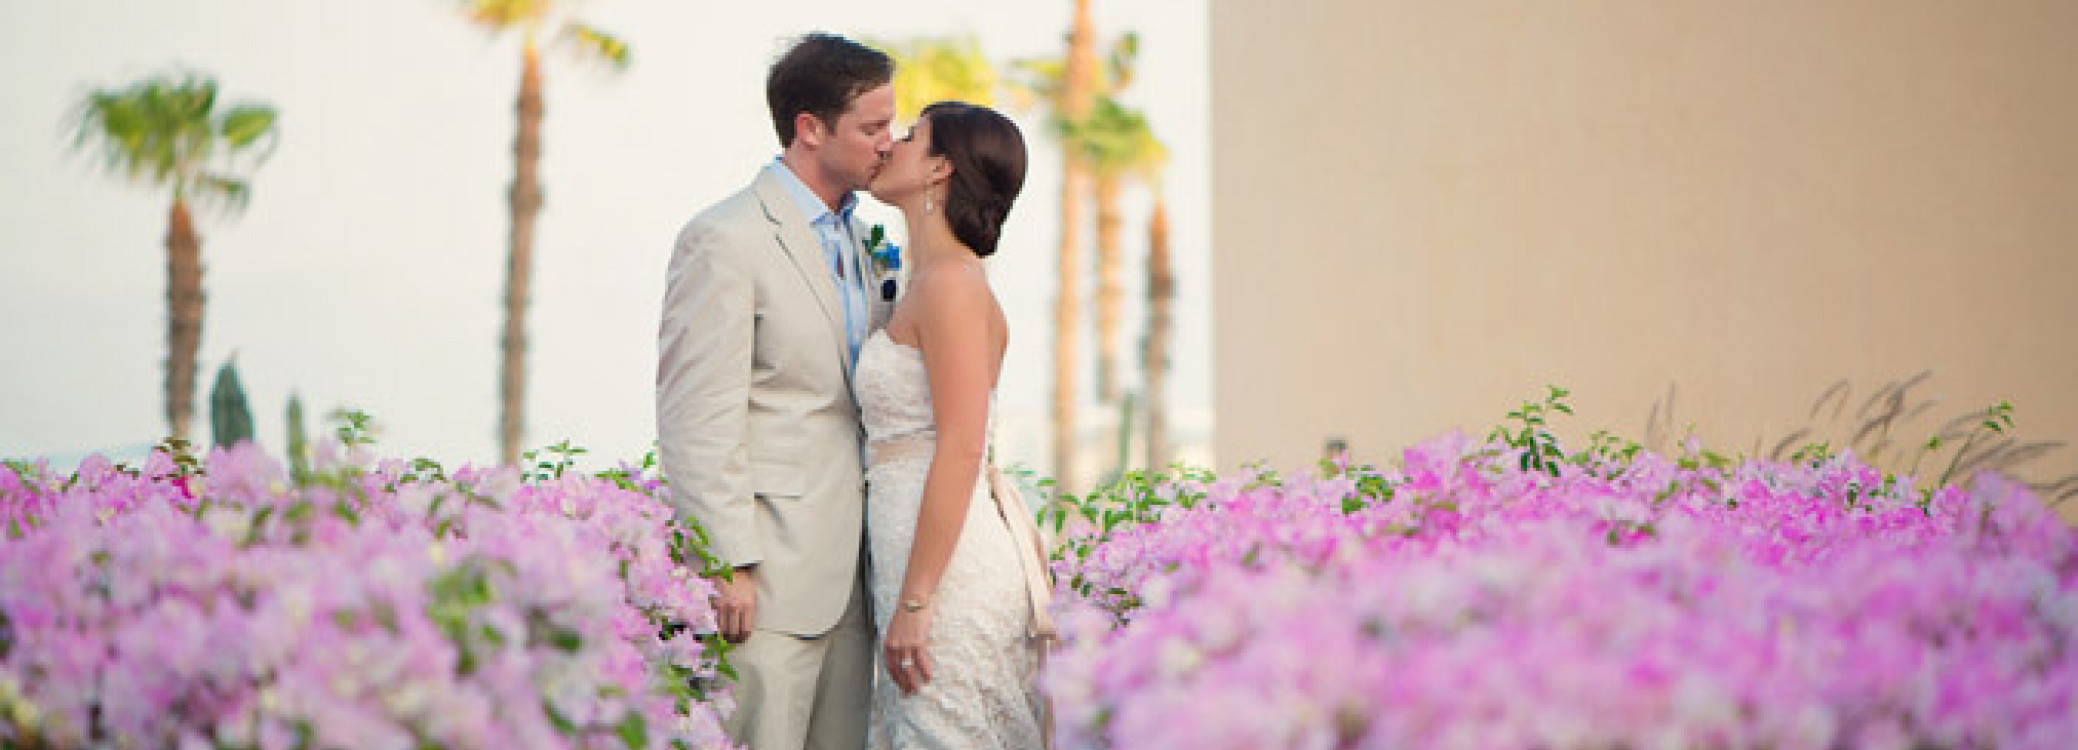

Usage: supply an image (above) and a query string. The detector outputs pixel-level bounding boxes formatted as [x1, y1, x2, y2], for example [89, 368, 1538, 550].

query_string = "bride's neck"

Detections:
[901, 210, 972, 269]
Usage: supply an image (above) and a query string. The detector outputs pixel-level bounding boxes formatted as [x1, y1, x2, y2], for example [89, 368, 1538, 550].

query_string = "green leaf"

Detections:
[372, 600, 400, 633]
[616, 711, 647, 749]
[543, 699, 577, 736]
[550, 628, 583, 653]
[244, 505, 275, 545]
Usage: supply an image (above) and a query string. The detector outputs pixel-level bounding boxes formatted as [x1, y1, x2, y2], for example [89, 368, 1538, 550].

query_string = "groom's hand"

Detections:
[715, 565, 758, 643]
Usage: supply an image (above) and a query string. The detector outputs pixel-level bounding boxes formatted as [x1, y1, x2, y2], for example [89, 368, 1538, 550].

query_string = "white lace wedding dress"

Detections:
[857, 328, 1044, 749]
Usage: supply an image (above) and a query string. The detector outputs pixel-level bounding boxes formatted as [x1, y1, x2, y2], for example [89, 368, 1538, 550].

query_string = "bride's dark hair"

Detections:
[922, 101, 1027, 257]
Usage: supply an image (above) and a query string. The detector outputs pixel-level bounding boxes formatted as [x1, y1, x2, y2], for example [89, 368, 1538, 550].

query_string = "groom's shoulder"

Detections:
[674, 184, 766, 251]
[689, 179, 765, 226]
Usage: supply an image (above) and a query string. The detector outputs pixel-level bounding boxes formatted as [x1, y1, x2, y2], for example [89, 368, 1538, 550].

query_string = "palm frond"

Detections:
[1007, 57, 1066, 111]
[874, 35, 997, 120]
[464, 0, 547, 29]
[71, 70, 277, 214]
[75, 91, 145, 179]
[1105, 32, 1141, 93]
[566, 23, 631, 69]
[193, 173, 253, 214]
[74, 73, 212, 188]
[219, 105, 279, 152]
[1061, 96, 1167, 178]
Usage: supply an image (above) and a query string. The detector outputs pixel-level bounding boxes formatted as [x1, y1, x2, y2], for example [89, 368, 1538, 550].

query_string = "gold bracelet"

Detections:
[901, 598, 928, 613]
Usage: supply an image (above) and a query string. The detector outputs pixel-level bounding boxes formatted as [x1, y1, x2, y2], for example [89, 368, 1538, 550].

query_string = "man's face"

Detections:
[812, 83, 896, 193]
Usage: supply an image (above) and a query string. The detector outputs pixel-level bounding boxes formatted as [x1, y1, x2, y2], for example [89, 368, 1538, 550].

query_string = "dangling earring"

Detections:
[924, 190, 935, 215]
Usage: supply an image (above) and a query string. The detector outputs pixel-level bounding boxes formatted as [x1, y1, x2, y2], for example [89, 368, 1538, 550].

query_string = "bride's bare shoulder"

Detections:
[908, 262, 994, 308]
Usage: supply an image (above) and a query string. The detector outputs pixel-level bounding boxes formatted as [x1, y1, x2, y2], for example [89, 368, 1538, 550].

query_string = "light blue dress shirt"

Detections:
[770, 160, 869, 369]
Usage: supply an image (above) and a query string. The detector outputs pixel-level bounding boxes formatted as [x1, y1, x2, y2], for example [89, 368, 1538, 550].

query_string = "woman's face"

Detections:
[868, 116, 944, 207]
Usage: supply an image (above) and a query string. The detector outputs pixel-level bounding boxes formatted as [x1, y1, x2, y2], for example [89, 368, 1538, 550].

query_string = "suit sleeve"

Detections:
[656, 219, 761, 568]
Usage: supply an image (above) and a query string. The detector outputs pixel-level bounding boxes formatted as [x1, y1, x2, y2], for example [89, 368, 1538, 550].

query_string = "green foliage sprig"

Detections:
[1488, 385, 1573, 477]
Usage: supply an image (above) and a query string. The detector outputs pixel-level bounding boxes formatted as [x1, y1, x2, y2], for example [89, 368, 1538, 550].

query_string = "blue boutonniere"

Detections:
[865, 224, 902, 300]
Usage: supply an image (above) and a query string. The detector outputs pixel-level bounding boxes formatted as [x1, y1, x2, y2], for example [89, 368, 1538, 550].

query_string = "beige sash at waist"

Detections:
[866, 435, 1056, 640]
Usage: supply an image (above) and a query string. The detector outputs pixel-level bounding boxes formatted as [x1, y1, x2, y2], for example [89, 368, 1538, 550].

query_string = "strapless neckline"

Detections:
[868, 328, 921, 357]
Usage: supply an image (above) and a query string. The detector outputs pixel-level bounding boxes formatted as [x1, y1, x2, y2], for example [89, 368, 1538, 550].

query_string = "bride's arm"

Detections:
[885, 266, 995, 694]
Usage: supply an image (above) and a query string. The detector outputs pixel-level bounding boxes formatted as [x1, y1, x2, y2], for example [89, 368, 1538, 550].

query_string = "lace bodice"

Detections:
[858, 330, 941, 456]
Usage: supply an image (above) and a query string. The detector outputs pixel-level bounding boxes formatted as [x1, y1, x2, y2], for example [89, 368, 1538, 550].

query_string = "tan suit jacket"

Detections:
[657, 165, 893, 636]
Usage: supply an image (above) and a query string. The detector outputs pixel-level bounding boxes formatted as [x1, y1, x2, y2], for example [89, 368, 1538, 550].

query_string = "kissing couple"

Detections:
[657, 32, 1055, 750]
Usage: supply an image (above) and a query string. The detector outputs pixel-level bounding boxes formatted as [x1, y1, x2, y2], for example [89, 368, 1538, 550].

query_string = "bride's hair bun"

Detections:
[922, 102, 1027, 258]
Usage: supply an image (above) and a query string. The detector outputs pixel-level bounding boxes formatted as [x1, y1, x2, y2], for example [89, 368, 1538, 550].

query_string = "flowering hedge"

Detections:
[1043, 430, 2078, 749]
[10, 399, 2073, 750]
[0, 441, 736, 750]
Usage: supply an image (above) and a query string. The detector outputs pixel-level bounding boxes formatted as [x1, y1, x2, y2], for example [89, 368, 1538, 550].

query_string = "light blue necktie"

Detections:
[820, 216, 866, 368]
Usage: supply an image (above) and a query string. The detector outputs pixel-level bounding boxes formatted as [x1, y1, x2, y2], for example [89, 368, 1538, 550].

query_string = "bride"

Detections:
[856, 101, 1046, 749]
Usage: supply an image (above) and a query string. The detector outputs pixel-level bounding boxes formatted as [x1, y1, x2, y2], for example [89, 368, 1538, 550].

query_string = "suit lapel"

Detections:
[754, 169, 856, 383]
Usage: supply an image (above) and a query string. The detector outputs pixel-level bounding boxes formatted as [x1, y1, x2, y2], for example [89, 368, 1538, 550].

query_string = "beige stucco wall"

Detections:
[1212, 1, 2078, 513]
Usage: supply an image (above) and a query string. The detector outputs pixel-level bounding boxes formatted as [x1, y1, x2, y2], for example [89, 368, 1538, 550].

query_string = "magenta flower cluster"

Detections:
[1043, 433, 2078, 749]
[0, 443, 737, 750]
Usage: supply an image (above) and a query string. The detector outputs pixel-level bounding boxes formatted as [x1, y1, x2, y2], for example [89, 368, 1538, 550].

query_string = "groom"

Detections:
[656, 33, 896, 750]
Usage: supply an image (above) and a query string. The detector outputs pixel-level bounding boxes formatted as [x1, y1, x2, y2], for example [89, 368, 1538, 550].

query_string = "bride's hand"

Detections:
[884, 607, 934, 695]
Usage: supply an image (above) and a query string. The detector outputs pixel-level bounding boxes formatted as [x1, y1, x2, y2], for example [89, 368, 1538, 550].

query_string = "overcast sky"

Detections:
[0, 0, 1211, 471]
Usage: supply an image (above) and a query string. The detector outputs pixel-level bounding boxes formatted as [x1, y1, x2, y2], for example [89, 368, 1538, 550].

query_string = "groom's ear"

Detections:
[795, 112, 827, 149]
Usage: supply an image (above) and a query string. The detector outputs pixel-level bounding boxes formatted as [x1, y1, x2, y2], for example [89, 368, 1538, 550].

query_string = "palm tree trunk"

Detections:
[500, 41, 545, 466]
[1143, 196, 1173, 471]
[1054, 163, 1088, 496]
[165, 198, 203, 442]
[1094, 173, 1124, 403]
[1053, 0, 1099, 496]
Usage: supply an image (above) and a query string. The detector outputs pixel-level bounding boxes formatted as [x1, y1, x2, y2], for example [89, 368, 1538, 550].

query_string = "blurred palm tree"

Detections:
[1083, 35, 1138, 407]
[452, 0, 630, 465]
[1062, 97, 1168, 472]
[1142, 183, 1174, 470]
[72, 71, 278, 442]
[1018, 33, 1142, 412]
[874, 35, 998, 120]
[1010, 0, 1101, 494]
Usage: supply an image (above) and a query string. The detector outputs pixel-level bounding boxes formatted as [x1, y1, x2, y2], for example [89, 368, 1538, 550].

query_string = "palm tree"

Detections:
[874, 35, 998, 120]
[1009, 0, 1101, 495]
[1061, 97, 1167, 472]
[1142, 184, 1174, 471]
[1084, 34, 1139, 406]
[73, 72, 278, 442]
[454, 0, 630, 465]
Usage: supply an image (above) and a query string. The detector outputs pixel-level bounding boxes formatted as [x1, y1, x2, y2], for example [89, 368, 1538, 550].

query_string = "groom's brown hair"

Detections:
[767, 33, 895, 147]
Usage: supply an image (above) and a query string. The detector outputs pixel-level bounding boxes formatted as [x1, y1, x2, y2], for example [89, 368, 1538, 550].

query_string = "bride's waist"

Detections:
[866, 432, 937, 469]
[865, 434, 995, 469]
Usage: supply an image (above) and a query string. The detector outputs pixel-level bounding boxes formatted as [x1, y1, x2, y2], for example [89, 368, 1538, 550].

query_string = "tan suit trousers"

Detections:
[721, 573, 873, 750]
